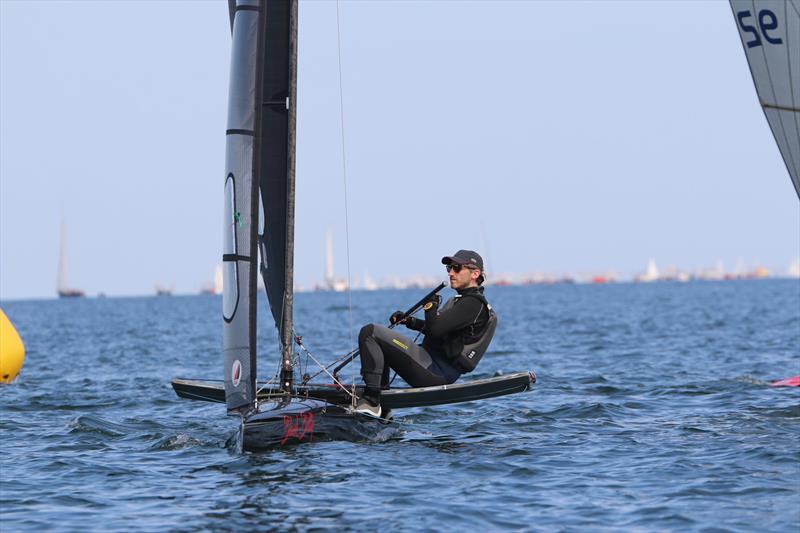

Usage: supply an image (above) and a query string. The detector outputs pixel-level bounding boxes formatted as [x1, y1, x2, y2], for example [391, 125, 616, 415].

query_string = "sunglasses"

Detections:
[446, 264, 473, 273]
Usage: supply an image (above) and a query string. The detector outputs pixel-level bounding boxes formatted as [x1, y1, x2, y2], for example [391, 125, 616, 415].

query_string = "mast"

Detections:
[282, 0, 298, 391]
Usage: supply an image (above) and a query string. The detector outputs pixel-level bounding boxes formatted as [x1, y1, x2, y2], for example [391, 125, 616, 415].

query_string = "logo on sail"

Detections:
[232, 359, 242, 387]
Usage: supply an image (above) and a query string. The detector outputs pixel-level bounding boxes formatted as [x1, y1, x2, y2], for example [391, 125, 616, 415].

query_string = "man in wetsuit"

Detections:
[355, 250, 492, 417]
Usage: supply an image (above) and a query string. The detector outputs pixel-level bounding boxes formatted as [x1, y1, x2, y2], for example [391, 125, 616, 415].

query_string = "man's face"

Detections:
[447, 263, 479, 290]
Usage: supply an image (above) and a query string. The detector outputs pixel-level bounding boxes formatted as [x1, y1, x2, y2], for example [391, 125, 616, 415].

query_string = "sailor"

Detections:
[355, 250, 494, 417]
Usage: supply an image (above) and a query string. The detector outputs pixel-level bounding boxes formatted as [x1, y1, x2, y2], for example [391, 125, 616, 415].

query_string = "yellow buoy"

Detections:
[0, 309, 25, 384]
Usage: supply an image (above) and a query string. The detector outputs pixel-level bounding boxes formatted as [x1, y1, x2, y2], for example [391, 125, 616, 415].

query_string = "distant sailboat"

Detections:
[634, 259, 660, 283]
[730, 0, 800, 199]
[199, 264, 224, 295]
[322, 230, 347, 291]
[155, 285, 174, 296]
[214, 264, 223, 294]
[56, 217, 84, 298]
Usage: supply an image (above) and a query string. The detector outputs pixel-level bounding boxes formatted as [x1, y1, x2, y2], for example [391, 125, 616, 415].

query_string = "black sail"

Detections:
[257, 0, 297, 390]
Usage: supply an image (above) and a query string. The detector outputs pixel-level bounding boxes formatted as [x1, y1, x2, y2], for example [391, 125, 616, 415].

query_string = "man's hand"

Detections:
[423, 294, 441, 311]
[389, 310, 406, 325]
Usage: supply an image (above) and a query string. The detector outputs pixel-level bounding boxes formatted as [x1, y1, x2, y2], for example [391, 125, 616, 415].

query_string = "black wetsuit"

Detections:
[358, 287, 490, 390]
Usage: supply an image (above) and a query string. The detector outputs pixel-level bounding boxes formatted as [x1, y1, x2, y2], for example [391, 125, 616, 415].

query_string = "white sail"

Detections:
[56, 216, 84, 298]
[730, 0, 800, 199]
[325, 230, 334, 287]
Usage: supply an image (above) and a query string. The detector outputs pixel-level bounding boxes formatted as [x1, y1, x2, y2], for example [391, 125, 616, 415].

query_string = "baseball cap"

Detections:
[441, 250, 484, 271]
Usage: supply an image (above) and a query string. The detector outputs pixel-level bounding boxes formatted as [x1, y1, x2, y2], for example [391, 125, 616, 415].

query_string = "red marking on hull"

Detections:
[281, 412, 316, 445]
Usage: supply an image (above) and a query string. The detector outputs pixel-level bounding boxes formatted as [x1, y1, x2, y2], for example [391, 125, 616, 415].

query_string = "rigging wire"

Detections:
[335, 0, 357, 405]
[296, 341, 357, 400]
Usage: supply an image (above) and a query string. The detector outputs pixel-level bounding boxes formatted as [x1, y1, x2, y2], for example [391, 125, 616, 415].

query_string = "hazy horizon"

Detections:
[2, 1, 798, 300]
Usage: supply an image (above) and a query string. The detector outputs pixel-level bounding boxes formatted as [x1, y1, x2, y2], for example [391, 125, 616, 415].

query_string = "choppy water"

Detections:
[1, 280, 799, 532]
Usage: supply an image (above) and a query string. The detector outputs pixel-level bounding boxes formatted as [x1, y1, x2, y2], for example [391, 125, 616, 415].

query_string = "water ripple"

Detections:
[1, 281, 798, 531]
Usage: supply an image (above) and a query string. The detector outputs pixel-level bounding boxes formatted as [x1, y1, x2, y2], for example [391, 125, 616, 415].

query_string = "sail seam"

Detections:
[226, 129, 255, 136]
[761, 103, 800, 113]
[223, 254, 251, 262]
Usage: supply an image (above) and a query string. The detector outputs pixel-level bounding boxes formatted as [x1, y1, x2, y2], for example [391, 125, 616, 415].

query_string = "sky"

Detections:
[1, 0, 798, 300]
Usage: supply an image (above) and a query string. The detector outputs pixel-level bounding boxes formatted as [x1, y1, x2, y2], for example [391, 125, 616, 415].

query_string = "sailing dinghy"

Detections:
[171, 0, 535, 451]
[57, 217, 85, 298]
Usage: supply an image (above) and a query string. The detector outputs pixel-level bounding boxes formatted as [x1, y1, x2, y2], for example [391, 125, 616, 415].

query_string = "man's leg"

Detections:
[357, 323, 413, 415]
[363, 325, 452, 388]
[358, 324, 395, 390]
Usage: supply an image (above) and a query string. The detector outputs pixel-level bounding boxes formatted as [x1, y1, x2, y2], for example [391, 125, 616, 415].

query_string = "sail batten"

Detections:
[730, 0, 800, 199]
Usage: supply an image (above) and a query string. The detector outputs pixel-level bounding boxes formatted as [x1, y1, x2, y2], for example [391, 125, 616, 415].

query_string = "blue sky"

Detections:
[1, 0, 798, 299]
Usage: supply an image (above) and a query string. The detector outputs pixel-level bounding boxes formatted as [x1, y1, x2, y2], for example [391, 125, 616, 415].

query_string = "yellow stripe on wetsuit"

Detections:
[392, 338, 409, 350]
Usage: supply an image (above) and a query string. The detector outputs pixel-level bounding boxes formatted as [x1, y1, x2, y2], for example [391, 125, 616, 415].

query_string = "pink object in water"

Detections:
[769, 375, 800, 387]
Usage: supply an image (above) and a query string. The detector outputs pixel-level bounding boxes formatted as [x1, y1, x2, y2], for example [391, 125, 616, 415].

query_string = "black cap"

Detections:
[441, 250, 484, 271]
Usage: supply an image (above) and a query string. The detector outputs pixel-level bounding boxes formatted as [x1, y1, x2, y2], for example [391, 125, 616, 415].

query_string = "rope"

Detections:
[335, 0, 358, 406]
[255, 372, 280, 398]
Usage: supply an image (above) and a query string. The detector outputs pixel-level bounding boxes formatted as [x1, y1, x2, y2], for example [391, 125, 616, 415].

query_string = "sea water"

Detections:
[1, 280, 798, 532]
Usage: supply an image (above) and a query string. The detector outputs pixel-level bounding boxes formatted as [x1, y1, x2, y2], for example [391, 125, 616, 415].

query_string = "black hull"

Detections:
[58, 290, 85, 298]
[173, 371, 535, 409]
[240, 397, 395, 451]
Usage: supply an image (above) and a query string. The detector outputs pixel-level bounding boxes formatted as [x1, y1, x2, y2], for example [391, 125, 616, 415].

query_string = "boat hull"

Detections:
[174, 371, 535, 409]
[240, 397, 395, 451]
[58, 290, 85, 298]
